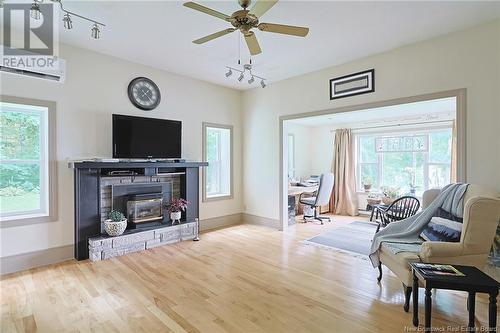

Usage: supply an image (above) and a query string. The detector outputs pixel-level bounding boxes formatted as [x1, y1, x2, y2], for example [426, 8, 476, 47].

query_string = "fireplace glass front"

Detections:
[127, 193, 163, 224]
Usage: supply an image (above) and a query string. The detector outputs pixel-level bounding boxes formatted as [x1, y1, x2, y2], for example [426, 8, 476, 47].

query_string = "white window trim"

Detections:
[355, 124, 453, 194]
[0, 95, 58, 228]
[202, 122, 233, 202]
[287, 133, 295, 179]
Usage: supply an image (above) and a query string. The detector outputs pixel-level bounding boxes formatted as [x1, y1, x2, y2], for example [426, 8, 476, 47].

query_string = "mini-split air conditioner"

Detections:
[0, 46, 66, 83]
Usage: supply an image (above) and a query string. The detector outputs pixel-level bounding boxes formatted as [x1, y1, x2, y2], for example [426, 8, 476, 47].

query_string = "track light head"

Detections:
[248, 76, 255, 84]
[91, 23, 101, 39]
[260, 80, 266, 88]
[30, 2, 41, 20]
[225, 69, 232, 77]
[63, 13, 73, 30]
[237, 72, 244, 82]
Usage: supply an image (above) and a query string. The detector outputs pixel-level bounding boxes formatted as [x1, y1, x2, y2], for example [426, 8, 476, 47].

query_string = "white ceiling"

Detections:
[287, 97, 456, 127]
[4, 1, 500, 90]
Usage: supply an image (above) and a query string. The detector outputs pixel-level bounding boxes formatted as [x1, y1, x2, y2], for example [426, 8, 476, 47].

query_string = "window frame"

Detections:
[0, 95, 58, 228]
[287, 133, 295, 179]
[202, 122, 233, 202]
[355, 125, 453, 194]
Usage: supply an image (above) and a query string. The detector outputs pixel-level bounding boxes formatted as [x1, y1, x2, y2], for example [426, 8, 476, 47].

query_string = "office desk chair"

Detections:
[299, 173, 334, 224]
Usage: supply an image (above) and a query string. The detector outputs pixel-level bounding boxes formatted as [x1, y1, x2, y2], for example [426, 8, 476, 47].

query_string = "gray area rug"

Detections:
[302, 221, 378, 259]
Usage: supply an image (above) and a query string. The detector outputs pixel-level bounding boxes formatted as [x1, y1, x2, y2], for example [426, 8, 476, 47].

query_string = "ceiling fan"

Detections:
[183, 0, 309, 56]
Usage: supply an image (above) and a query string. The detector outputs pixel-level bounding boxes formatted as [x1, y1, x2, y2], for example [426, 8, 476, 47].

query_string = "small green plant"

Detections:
[107, 210, 126, 222]
[362, 177, 373, 186]
[381, 186, 400, 199]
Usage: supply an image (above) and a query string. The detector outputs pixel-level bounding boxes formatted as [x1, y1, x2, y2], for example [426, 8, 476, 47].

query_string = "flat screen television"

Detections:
[112, 114, 182, 159]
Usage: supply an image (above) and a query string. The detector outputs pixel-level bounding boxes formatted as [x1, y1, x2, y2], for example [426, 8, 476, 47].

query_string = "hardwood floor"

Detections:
[1, 216, 498, 332]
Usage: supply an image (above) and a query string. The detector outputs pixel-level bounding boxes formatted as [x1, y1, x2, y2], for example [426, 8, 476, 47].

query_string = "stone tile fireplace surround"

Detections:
[72, 161, 207, 261]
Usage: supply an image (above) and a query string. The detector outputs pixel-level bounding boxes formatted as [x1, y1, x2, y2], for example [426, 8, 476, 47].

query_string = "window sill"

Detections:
[0, 212, 55, 228]
[203, 194, 233, 202]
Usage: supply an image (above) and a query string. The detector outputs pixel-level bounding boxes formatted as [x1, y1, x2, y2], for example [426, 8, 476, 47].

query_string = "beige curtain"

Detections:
[331, 129, 359, 216]
[450, 120, 457, 183]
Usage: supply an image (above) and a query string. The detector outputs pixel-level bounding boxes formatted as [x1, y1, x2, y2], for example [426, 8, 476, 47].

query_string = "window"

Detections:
[0, 98, 56, 223]
[356, 127, 453, 196]
[203, 123, 232, 201]
[287, 134, 295, 179]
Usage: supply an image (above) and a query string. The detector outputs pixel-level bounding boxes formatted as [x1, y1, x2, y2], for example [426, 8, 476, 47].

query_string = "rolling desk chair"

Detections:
[299, 173, 334, 224]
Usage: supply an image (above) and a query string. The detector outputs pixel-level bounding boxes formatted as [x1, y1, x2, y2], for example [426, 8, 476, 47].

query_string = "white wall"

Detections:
[242, 19, 500, 221]
[286, 123, 314, 180]
[0, 44, 243, 257]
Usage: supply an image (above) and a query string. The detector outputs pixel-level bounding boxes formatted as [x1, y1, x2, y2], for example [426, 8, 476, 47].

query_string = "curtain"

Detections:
[331, 129, 359, 216]
[450, 120, 457, 183]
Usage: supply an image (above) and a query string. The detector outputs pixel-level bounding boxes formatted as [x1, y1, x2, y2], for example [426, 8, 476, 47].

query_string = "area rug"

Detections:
[302, 221, 378, 259]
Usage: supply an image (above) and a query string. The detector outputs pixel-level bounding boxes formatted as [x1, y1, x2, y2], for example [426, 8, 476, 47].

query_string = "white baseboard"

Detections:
[1, 245, 74, 275]
[200, 213, 243, 232]
[242, 213, 280, 229]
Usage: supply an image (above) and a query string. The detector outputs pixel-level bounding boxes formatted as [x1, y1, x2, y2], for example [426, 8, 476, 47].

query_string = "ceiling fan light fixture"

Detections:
[225, 69, 233, 77]
[260, 80, 266, 88]
[248, 76, 255, 84]
[237, 72, 245, 82]
[63, 13, 73, 30]
[184, 0, 309, 56]
[30, 2, 42, 20]
[91, 23, 101, 39]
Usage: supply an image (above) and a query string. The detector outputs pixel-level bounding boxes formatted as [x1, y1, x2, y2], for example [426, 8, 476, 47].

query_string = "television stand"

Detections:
[71, 160, 207, 260]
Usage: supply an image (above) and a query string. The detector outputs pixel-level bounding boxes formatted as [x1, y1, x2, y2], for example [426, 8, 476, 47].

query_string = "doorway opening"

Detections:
[280, 90, 465, 231]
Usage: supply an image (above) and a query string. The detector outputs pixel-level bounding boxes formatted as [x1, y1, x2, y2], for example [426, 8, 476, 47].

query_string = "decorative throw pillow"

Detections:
[420, 217, 463, 242]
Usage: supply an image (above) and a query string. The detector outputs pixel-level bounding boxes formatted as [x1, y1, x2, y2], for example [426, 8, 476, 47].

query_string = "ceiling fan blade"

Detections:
[244, 32, 262, 56]
[258, 23, 309, 37]
[249, 0, 278, 18]
[193, 28, 236, 44]
[183, 2, 230, 21]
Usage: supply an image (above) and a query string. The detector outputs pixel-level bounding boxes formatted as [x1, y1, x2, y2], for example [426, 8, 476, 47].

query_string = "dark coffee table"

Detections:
[410, 263, 499, 332]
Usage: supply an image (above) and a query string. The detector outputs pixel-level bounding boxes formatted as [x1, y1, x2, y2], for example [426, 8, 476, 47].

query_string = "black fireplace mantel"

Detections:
[72, 161, 208, 260]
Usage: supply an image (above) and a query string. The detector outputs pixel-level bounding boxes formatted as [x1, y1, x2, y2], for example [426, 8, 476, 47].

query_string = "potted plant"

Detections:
[366, 192, 381, 206]
[165, 198, 189, 224]
[381, 186, 400, 205]
[404, 167, 418, 195]
[362, 177, 373, 192]
[104, 210, 127, 236]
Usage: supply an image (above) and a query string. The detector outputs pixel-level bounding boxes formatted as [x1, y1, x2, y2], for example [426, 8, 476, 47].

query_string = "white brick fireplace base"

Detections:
[88, 221, 198, 261]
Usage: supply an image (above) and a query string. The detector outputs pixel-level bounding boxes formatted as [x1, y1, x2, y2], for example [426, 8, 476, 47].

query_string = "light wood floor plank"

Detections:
[1, 216, 498, 332]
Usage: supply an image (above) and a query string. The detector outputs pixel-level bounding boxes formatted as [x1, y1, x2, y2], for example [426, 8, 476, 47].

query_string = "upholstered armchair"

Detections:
[377, 185, 500, 312]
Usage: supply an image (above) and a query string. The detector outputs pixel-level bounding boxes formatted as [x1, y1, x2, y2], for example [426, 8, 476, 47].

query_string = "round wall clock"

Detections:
[127, 77, 161, 111]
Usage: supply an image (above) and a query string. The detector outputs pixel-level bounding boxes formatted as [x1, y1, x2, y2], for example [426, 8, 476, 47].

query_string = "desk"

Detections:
[288, 186, 319, 225]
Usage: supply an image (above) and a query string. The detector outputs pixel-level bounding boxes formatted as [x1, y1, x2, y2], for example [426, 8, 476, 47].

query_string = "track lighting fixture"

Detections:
[91, 23, 101, 39]
[63, 13, 73, 30]
[224, 64, 266, 88]
[30, 2, 42, 20]
[29, 0, 106, 39]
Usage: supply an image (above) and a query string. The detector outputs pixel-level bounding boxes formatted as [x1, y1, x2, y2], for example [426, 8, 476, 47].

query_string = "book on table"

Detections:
[413, 263, 465, 277]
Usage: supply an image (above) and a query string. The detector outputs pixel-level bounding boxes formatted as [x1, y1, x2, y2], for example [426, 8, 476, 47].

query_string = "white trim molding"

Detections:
[0, 95, 58, 228]
[202, 122, 234, 202]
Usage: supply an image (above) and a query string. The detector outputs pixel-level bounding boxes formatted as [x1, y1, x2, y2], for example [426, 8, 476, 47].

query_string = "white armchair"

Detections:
[378, 185, 500, 311]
